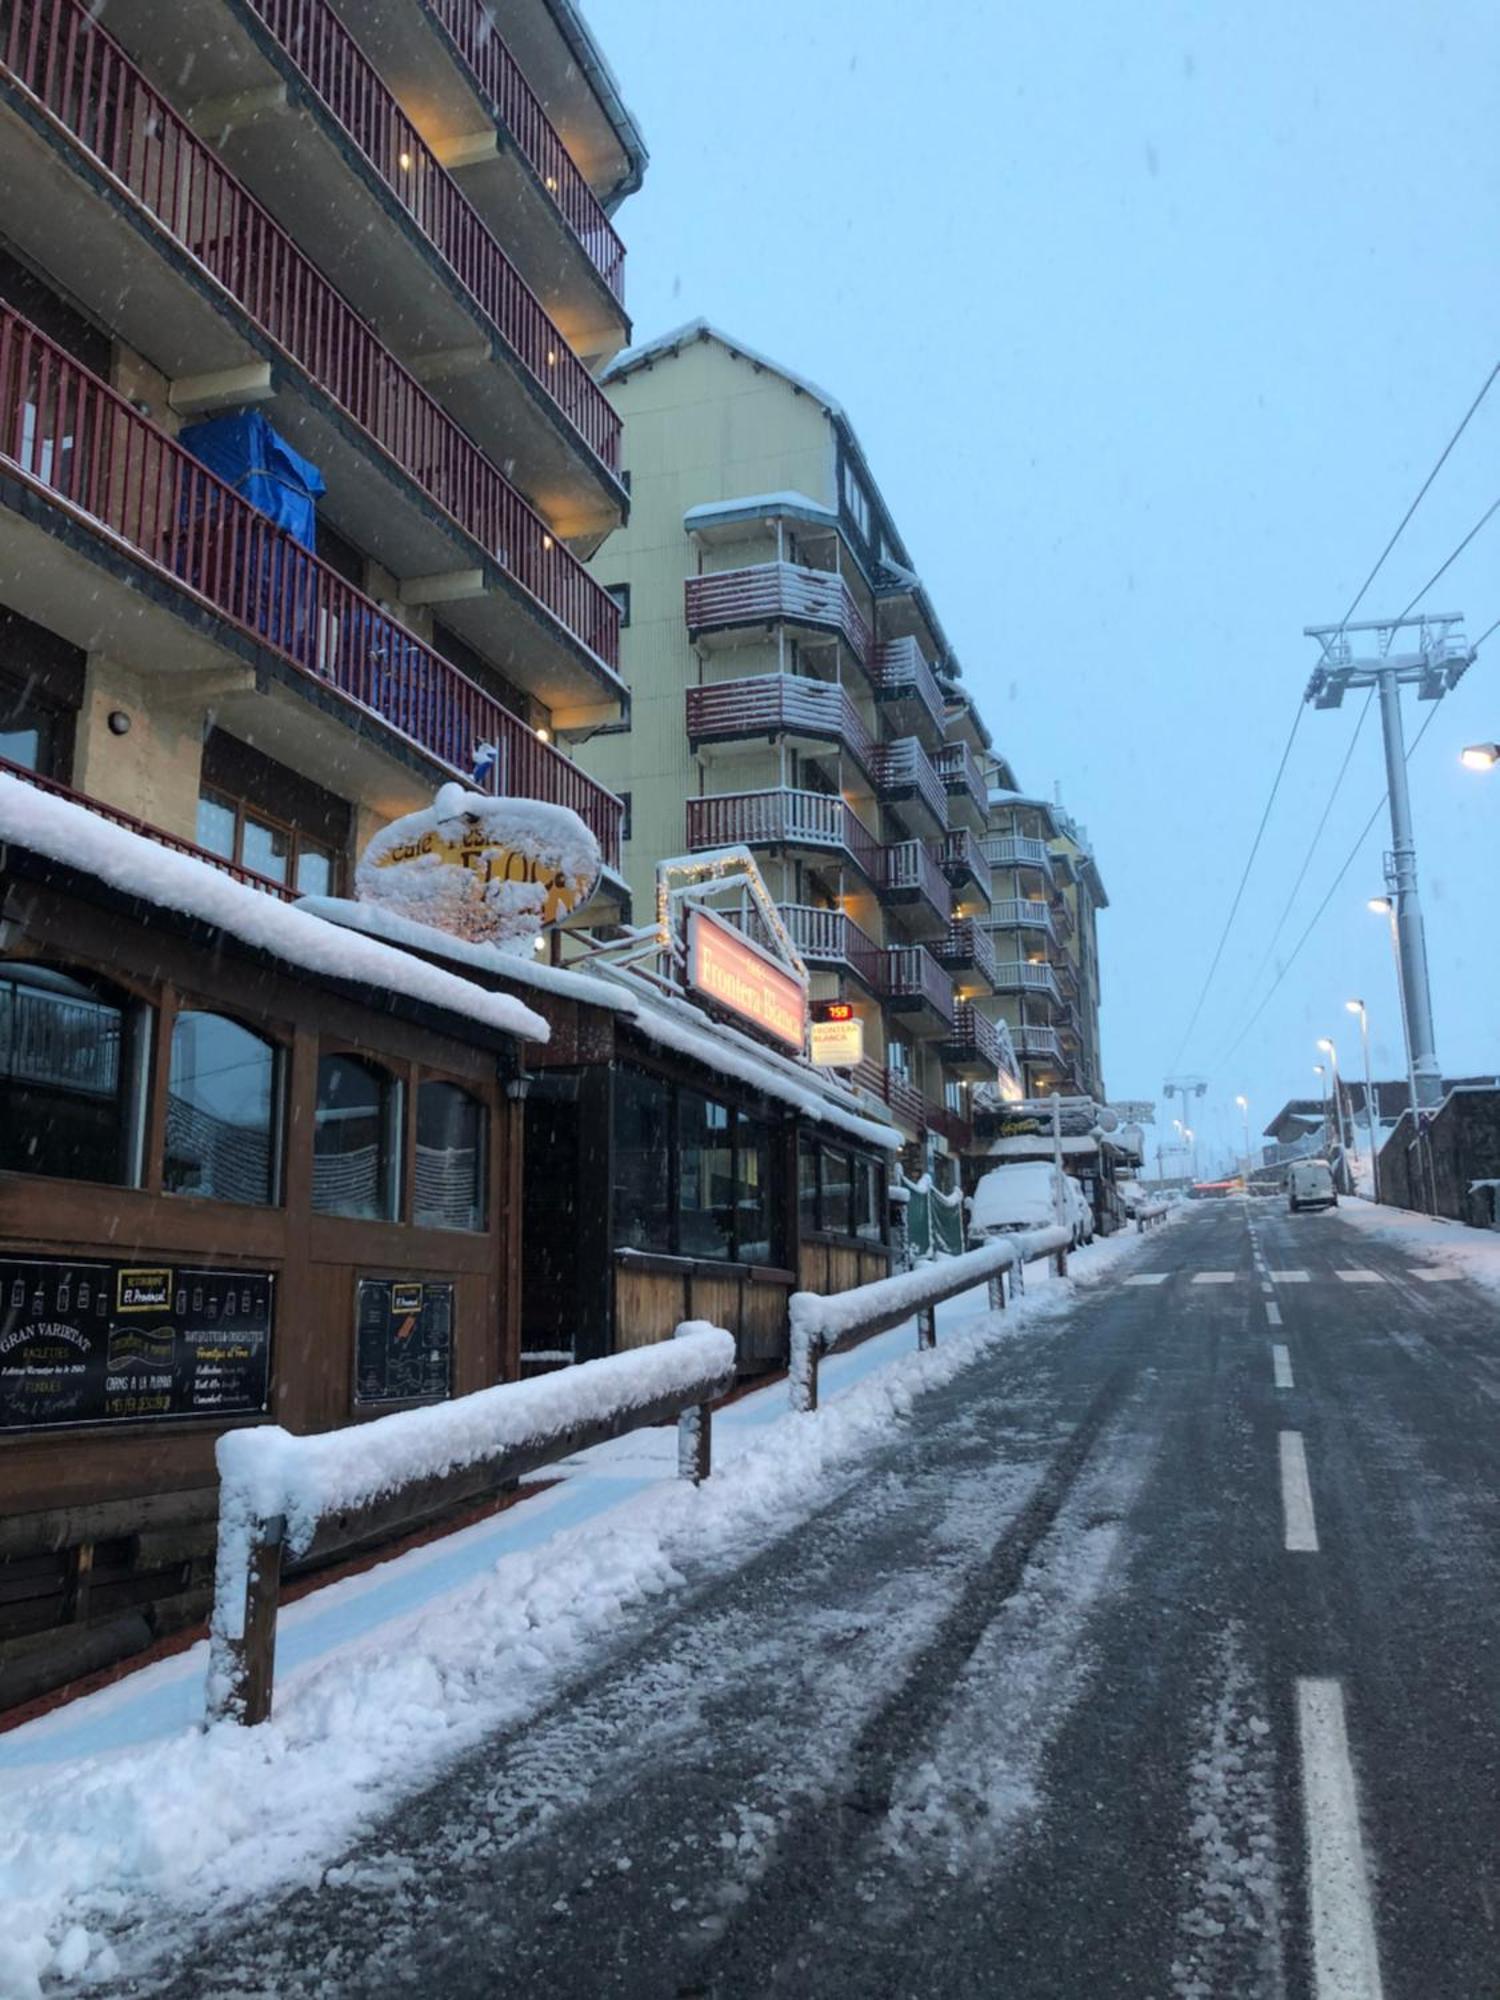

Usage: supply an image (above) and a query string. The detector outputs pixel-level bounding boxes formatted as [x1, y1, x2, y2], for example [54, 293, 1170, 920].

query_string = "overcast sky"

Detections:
[588, 0, 1500, 1171]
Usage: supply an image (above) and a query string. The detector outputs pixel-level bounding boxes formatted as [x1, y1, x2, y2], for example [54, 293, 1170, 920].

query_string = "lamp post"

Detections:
[1234, 1093, 1251, 1183]
[1316, 1036, 1348, 1186]
[1345, 999, 1379, 1203]
[1368, 896, 1431, 1212]
[1313, 1063, 1328, 1156]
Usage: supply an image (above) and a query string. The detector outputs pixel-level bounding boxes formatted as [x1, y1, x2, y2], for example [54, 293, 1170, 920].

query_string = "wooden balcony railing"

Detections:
[1012, 1023, 1063, 1061]
[935, 919, 998, 986]
[732, 902, 884, 991]
[879, 837, 952, 924]
[869, 636, 946, 737]
[932, 827, 992, 902]
[425, 0, 625, 300]
[880, 945, 955, 1025]
[0, 0, 619, 673]
[0, 307, 622, 863]
[685, 563, 871, 662]
[683, 789, 880, 882]
[990, 897, 1055, 937]
[685, 673, 875, 773]
[871, 736, 949, 831]
[850, 1057, 929, 1136]
[933, 738, 989, 814]
[241, 0, 621, 474]
[990, 960, 1061, 1001]
[0, 753, 300, 897]
[944, 1001, 1008, 1071]
[983, 833, 1054, 879]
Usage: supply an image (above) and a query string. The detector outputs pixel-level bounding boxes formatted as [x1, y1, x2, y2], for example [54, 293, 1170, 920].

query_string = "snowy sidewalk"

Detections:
[0, 1228, 1154, 1996]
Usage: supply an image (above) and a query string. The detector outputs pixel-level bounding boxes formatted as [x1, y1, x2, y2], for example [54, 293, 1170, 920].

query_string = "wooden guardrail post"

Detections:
[674, 1324, 714, 1483]
[789, 1319, 819, 1414]
[207, 1512, 285, 1728]
[917, 1303, 937, 1350]
[1054, 1244, 1069, 1277]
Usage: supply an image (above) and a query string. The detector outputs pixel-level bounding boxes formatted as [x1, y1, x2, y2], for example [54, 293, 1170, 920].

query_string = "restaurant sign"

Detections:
[810, 1000, 864, 1068]
[687, 907, 808, 1052]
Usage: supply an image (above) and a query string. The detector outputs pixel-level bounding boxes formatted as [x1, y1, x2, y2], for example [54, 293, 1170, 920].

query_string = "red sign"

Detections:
[687, 909, 808, 1052]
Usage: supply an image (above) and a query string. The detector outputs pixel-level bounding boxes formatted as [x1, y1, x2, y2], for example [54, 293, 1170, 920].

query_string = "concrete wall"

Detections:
[1378, 1088, 1500, 1226]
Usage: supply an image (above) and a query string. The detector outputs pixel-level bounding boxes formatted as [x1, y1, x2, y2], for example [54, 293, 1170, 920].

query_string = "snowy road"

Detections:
[101, 1204, 1500, 1996]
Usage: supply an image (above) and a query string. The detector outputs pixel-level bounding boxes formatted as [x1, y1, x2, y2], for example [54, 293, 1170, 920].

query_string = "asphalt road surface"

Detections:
[122, 1202, 1499, 1999]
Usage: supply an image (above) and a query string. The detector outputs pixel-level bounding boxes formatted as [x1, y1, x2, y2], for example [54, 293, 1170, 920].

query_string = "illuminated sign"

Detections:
[809, 999, 862, 1067]
[687, 908, 807, 1052]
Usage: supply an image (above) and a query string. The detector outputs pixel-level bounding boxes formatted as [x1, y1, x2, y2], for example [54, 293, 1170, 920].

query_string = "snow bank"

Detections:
[0, 776, 548, 1044]
[1336, 1198, 1500, 1296]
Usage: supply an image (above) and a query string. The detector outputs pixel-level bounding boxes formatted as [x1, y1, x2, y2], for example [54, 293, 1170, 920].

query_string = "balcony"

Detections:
[94, 0, 622, 534]
[878, 838, 952, 941]
[683, 789, 880, 884]
[685, 674, 874, 775]
[933, 827, 992, 907]
[934, 920, 997, 994]
[685, 563, 870, 663]
[849, 1057, 929, 1139]
[990, 898, 1056, 941]
[1052, 896, 1075, 941]
[991, 961, 1062, 1004]
[941, 1002, 1011, 1080]
[879, 945, 954, 1034]
[1011, 1023, 1063, 1064]
[869, 635, 945, 745]
[932, 739, 988, 832]
[983, 833, 1055, 886]
[734, 902, 883, 992]
[0, 0, 621, 708]
[322, 0, 627, 348]
[871, 736, 948, 839]
[0, 307, 622, 864]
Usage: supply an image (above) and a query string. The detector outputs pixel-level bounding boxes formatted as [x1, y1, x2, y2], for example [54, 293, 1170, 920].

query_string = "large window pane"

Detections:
[295, 840, 336, 898]
[735, 1114, 776, 1265]
[414, 1080, 485, 1231]
[165, 1011, 277, 1204]
[821, 1147, 853, 1236]
[612, 1066, 671, 1252]
[798, 1141, 820, 1238]
[195, 789, 237, 860]
[679, 1089, 733, 1260]
[0, 962, 144, 1184]
[241, 814, 291, 886]
[854, 1155, 884, 1243]
[313, 1054, 400, 1219]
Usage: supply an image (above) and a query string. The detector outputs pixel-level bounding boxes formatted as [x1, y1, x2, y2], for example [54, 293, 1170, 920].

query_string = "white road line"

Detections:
[1270, 1269, 1310, 1282]
[1191, 1271, 1238, 1284]
[1123, 1272, 1171, 1286]
[1272, 1343, 1293, 1387]
[1413, 1269, 1462, 1282]
[1266, 1300, 1283, 1328]
[1261, 1280, 1275, 1295]
[1279, 1431, 1319, 1552]
[1336, 1269, 1383, 1285]
[1297, 1678, 1385, 1999]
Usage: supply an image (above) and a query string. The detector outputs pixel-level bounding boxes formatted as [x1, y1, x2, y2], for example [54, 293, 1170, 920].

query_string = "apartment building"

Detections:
[576, 322, 1117, 1177]
[0, 0, 646, 1704]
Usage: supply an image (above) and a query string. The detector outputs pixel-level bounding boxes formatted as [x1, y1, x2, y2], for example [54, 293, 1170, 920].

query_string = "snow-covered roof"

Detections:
[0, 778, 549, 1044]
[682, 491, 837, 535]
[601, 319, 845, 416]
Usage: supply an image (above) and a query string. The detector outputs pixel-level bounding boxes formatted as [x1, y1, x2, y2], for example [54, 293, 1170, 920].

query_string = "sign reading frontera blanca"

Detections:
[0, 1257, 273, 1431]
[354, 1278, 454, 1406]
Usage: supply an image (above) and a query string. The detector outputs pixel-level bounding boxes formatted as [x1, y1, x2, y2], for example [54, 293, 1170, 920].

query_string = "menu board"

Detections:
[0, 1256, 273, 1431]
[354, 1278, 453, 1406]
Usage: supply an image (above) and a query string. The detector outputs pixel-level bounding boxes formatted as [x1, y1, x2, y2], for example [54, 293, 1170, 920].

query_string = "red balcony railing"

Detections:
[879, 838, 952, 925]
[0, 753, 301, 897]
[425, 0, 625, 301]
[685, 563, 871, 662]
[241, 0, 621, 474]
[0, 307, 622, 863]
[870, 636, 946, 737]
[685, 673, 875, 773]
[872, 736, 949, 831]
[0, 0, 619, 673]
[880, 945, 955, 1025]
[850, 1057, 929, 1136]
[684, 789, 880, 882]
[935, 919, 998, 986]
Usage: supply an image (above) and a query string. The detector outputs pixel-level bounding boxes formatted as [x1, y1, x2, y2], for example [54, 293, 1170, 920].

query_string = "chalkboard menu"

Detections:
[354, 1278, 453, 1406]
[0, 1256, 273, 1431]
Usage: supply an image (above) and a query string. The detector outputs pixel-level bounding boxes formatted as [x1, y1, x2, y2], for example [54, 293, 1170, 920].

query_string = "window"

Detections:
[414, 1080, 485, 1232]
[840, 458, 873, 545]
[821, 1147, 853, 1236]
[799, 1139, 820, 1239]
[313, 1054, 402, 1220]
[619, 791, 633, 843]
[613, 1065, 672, 1252]
[165, 1011, 279, 1204]
[797, 1141, 885, 1245]
[197, 732, 350, 896]
[603, 583, 631, 627]
[0, 609, 84, 778]
[679, 1088, 734, 1260]
[198, 786, 337, 896]
[853, 1156, 884, 1242]
[734, 1114, 776, 1265]
[0, 962, 147, 1185]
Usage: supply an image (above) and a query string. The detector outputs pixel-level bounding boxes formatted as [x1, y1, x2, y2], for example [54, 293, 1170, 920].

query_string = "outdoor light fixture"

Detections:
[107, 709, 131, 736]
[1368, 896, 1392, 915]
[1460, 742, 1499, 770]
[535, 726, 551, 743]
[398, 151, 412, 171]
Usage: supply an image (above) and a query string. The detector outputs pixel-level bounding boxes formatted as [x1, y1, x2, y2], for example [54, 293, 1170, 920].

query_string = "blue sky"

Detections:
[588, 0, 1500, 1169]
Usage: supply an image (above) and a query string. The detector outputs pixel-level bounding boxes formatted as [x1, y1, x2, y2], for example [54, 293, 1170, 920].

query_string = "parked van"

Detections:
[1287, 1158, 1338, 1213]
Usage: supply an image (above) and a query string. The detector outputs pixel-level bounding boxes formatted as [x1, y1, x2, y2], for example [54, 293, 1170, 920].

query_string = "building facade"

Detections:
[577, 321, 1107, 1177]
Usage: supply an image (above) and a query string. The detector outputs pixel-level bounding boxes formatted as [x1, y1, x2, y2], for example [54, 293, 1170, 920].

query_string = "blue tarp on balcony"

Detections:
[177, 409, 326, 551]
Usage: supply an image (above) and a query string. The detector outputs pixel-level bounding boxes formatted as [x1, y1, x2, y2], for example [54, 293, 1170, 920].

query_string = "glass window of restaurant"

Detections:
[164, 1010, 281, 1205]
[0, 960, 149, 1185]
[612, 1067, 786, 1266]
[798, 1137, 887, 1244]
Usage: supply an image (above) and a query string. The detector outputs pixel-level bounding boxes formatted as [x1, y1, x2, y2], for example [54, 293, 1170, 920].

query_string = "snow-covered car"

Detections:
[1287, 1158, 1338, 1213]
[969, 1163, 1095, 1249]
[1117, 1177, 1147, 1218]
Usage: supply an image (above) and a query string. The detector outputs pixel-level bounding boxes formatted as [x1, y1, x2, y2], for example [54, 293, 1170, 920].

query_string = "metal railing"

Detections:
[932, 827, 992, 901]
[684, 789, 880, 882]
[871, 735, 949, 831]
[990, 960, 1061, 1000]
[935, 918, 998, 985]
[983, 833, 1054, 878]
[0, 307, 623, 862]
[869, 635, 946, 736]
[879, 837, 952, 924]
[0, 0, 620, 673]
[933, 738, 988, 814]
[881, 944, 955, 1024]
[241, 0, 620, 474]
[990, 897, 1055, 935]
[1011, 1023, 1063, 1061]
[944, 1000, 1007, 1069]
[685, 562, 871, 662]
[685, 673, 875, 773]
[425, 0, 625, 300]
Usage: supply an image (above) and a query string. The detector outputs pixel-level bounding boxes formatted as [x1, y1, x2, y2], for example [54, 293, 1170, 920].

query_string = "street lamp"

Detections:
[1234, 1093, 1251, 1183]
[1313, 1064, 1328, 1157]
[1316, 1035, 1348, 1179]
[1460, 743, 1499, 770]
[1368, 895, 1431, 1212]
[1345, 1000, 1379, 1202]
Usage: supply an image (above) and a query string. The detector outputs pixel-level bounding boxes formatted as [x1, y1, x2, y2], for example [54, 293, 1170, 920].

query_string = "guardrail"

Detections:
[1135, 1201, 1169, 1232]
[788, 1226, 1073, 1413]
[206, 1324, 736, 1725]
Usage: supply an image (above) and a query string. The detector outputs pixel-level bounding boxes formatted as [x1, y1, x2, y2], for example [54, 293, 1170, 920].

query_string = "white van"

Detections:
[1287, 1158, 1338, 1213]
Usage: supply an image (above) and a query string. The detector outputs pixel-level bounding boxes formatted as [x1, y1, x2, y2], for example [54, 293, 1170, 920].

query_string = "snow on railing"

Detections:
[787, 1226, 1072, 1413]
[207, 1324, 736, 1725]
[1135, 1200, 1169, 1232]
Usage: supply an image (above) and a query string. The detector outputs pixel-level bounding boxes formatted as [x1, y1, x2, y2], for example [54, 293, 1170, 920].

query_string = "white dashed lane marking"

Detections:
[1336, 1269, 1383, 1285]
[1270, 1270, 1310, 1282]
[1413, 1269, 1462, 1282]
[1123, 1273, 1171, 1286]
[1191, 1271, 1238, 1285]
[1279, 1431, 1319, 1552]
[1298, 1679, 1386, 1999]
[1272, 1344, 1293, 1388]
[1266, 1300, 1283, 1327]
